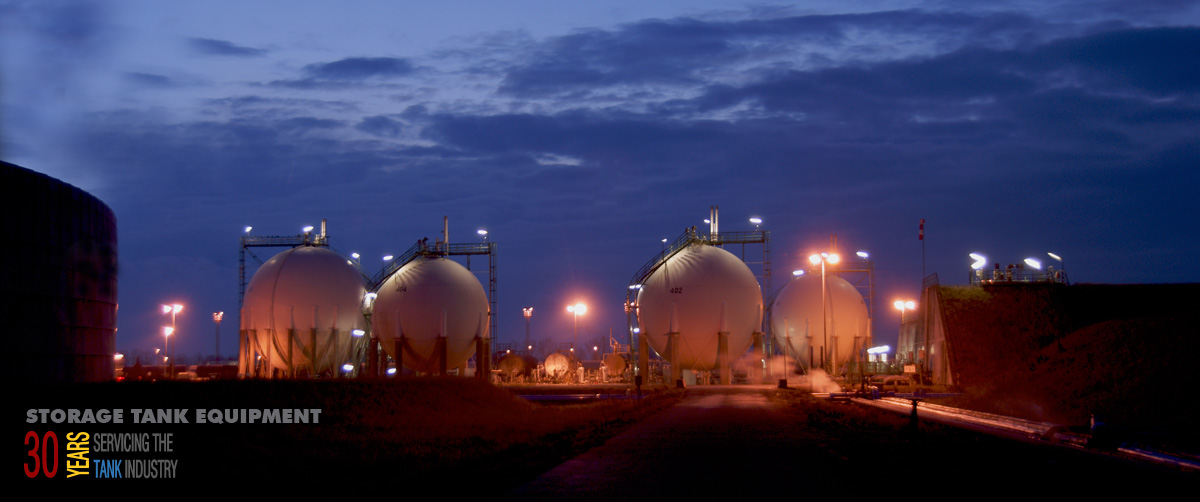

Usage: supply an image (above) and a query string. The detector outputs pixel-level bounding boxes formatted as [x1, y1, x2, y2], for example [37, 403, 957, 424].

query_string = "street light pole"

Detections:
[162, 304, 182, 378]
[893, 300, 915, 367]
[523, 307, 533, 354]
[163, 326, 174, 376]
[566, 303, 587, 356]
[213, 311, 224, 360]
[808, 253, 839, 374]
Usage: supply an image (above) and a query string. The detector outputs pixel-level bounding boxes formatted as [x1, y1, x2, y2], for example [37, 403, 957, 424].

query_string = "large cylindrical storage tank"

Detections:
[636, 244, 762, 372]
[373, 256, 489, 374]
[770, 273, 868, 373]
[241, 246, 367, 376]
[6, 161, 118, 383]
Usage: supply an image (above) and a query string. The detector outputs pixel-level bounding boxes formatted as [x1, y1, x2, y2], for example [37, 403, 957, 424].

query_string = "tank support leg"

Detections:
[717, 331, 730, 385]
[310, 328, 318, 376]
[332, 328, 339, 379]
[287, 328, 295, 378]
[437, 335, 448, 375]
[475, 336, 486, 380]
[366, 337, 377, 377]
[668, 332, 682, 387]
[238, 329, 249, 377]
[638, 333, 650, 385]
[752, 331, 764, 384]
[395, 337, 405, 377]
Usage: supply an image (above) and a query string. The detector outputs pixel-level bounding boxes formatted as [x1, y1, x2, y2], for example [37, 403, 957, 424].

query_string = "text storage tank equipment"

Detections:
[373, 256, 489, 374]
[770, 273, 868, 374]
[241, 246, 367, 377]
[636, 244, 762, 382]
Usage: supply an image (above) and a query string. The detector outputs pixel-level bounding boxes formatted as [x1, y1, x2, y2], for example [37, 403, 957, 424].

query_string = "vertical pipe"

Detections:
[782, 317, 790, 388]
[713, 205, 719, 239]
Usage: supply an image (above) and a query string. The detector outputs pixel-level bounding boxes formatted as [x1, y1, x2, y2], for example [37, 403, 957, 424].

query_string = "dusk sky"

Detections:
[3, 1, 1198, 360]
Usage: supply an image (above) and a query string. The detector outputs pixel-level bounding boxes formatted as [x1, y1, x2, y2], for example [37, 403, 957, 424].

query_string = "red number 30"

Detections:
[24, 431, 59, 478]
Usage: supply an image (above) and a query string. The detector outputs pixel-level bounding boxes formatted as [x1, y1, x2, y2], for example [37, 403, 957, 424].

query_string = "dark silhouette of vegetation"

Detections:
[938, 283, 1199, 446]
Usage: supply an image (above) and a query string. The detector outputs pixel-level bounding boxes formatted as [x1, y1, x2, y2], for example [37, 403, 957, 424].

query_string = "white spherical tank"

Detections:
[241, 246, 367, 376]
[373, 256, 489, 374]
[636, 244, 762, 370]
[770, 273, 869, 373]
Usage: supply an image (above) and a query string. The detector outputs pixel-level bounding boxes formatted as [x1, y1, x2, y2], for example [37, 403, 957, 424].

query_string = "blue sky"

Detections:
[3, 0, 1198, 358]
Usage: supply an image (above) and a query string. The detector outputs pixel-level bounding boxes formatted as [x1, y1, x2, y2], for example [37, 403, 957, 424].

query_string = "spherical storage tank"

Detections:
[770, 273, 868, 372]
[241, 246, 367, 376]
[373, 256, 489, 374]
[636, 244, 762, 370]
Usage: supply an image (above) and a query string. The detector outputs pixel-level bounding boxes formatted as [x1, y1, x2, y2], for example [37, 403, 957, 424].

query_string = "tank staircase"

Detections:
[625, 228, 770, 292]
[238, 231, 329, 311]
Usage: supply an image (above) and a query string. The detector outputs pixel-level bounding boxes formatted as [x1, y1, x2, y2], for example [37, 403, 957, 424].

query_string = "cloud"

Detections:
[266, 57, 417, 89]
[303, 57, 415, 80]
[187, 37, 267, 57]
[1028, 27, 1200, 95]
[124, 72, 175, 87]
[356, 116, 404, 137]
[495, 10, 1053, 99]
[276, 117, 344, 133]
[203, 95, 360, 116]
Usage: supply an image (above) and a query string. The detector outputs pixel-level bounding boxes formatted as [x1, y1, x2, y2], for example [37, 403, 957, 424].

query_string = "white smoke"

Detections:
[761, 355, 842, 392]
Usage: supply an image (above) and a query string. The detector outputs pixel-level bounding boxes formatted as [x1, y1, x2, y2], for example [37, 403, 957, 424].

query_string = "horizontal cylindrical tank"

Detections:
[770, 273, 869, 373]
[241, 246, 367, 376]
[636, 244, 762, 370]
[543, 352, 573, 379]
[602, 353, 628, 375]
[498, 353, 538, 378]
[7, 161, 118, 383]
[373, 256, 489, 374]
